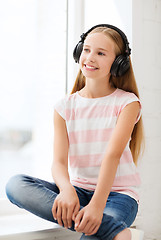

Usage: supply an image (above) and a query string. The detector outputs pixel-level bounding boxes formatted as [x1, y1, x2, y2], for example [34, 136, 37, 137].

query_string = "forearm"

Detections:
[52, 161, 72, 191]
[91, 154, 119, 210]
[52, 161, 80, 228]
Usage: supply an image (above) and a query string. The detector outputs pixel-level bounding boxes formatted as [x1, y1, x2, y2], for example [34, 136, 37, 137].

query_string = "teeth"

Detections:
[85, 64, 97, 69]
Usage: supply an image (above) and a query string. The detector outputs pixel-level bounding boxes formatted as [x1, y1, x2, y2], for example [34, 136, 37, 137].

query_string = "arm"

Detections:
[75, 101, 140, 235]
[52, 110, 70, 189]
[52, 110, 80, 228]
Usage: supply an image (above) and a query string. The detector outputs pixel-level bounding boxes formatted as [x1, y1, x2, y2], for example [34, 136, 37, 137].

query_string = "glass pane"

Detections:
[0, 0, 67, 199]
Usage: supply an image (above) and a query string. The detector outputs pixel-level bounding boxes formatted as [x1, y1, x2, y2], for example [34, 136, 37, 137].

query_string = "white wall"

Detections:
[132, 0, 161, 239]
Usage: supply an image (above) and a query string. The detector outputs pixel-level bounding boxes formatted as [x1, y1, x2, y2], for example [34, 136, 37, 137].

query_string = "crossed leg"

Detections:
[6, 174, 136, 240]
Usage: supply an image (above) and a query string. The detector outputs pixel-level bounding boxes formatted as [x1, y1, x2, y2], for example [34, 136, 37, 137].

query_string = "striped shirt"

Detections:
[54, 88, 141, 202]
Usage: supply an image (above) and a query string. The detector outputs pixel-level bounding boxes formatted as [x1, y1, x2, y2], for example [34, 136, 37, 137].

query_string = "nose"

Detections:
[86, 51, 95, 62]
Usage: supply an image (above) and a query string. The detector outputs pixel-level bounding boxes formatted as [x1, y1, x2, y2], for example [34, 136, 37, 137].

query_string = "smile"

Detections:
[84, 64, 98, 70]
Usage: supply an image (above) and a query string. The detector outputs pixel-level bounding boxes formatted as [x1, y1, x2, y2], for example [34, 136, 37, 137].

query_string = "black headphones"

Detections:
[73, 24, 131, 77]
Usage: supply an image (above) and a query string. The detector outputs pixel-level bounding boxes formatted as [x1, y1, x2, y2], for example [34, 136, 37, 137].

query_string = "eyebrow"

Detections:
[83, 45, 108, 52]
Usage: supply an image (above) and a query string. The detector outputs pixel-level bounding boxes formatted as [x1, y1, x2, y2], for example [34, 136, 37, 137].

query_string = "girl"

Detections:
[6, 24, 144, 240]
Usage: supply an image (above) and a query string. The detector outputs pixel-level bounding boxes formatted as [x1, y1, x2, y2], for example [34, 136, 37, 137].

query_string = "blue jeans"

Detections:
[6, 174, 138, 240]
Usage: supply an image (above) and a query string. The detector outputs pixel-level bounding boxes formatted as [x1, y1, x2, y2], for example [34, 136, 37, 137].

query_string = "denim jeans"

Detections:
[6, 174, 138, 240]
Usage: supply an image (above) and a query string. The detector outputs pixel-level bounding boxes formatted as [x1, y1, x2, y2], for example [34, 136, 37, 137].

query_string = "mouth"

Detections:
[84, 64, 98, 70]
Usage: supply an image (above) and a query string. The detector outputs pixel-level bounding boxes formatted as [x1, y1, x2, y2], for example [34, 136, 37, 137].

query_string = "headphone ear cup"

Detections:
[110, 55, 130, 77]
[73, 41, 84, 63]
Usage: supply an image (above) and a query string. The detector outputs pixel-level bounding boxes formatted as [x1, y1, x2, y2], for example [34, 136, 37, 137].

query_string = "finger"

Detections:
[72, 203, 80, 221]
[56, 204, 63, 227]
[84, 223, 94, 234]
[62, 207, 68, 228]
[52, 201, 57, 221]
[66, 207, 73, 228]
[79, 220, 91, 234]
[75, 213, 88, 232]
[74, 210, 84, 230]
[86, 224, 100, 236]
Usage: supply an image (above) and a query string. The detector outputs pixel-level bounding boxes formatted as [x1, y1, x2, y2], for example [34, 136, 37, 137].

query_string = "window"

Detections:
[0, 0, 67, 199]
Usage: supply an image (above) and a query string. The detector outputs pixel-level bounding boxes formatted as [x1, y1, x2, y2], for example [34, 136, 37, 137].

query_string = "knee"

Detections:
[114, 228, 131, 240]
[6, 174, 26, 201]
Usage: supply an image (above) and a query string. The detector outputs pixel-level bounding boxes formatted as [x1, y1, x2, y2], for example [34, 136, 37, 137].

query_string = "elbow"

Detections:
[105, 150, 121, 164]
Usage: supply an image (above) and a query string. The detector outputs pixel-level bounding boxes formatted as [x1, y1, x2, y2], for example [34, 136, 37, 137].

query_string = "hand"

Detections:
[74, 202, 103, 236]
[52, 185, 80, 229]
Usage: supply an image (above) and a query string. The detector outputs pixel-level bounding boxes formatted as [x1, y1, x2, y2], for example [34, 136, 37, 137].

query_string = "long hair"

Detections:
[71, 27, 144, 164]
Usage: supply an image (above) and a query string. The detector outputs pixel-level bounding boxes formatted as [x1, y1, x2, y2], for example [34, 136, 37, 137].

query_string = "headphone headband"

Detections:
[80, 24, 131, 56]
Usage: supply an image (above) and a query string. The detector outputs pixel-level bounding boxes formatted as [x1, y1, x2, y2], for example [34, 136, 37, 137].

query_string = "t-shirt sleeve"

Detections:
[118, 92, 142, 124]
[54, 98, 66, 120]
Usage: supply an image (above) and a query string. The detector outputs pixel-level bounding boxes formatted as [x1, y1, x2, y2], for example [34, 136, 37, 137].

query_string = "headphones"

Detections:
[73, 24, 131, 77]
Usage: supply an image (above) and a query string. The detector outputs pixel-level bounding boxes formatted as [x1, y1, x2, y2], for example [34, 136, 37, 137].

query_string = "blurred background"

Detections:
[0, 0, 160, 239]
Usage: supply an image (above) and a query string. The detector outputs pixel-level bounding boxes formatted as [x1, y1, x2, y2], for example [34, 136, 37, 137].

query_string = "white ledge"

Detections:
[0, 212, 81, 240]
[0, 213, 59, 235]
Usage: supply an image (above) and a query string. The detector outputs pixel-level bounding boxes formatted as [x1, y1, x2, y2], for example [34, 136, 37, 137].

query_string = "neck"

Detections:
[79, 77, 115, 98]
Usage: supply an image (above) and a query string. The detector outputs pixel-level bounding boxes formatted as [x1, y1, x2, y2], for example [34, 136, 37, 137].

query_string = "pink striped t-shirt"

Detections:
[54, 88, 141, 202]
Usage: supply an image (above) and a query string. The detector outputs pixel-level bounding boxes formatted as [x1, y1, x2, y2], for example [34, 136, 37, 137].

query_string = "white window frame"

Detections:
[0, 0, 84, 216]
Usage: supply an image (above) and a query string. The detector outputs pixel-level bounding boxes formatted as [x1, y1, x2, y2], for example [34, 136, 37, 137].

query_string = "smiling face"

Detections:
[79, 32, 116, 82]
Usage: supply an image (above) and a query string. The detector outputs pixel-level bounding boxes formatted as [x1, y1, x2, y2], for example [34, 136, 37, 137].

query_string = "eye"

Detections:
[98, 52, 105, 56]
[83, 48, 90, 52]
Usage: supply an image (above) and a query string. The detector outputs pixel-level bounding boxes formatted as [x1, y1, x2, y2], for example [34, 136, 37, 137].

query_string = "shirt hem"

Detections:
[71, 181, 139, 203]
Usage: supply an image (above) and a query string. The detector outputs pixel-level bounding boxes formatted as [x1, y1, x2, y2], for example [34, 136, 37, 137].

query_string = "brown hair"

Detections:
[71, 27, 144, 164]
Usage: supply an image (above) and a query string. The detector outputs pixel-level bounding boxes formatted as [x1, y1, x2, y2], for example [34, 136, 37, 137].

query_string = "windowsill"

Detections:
[0, 212, 59, 236]
[0, 199, 81, 239]
[0, 213, 82, 240]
